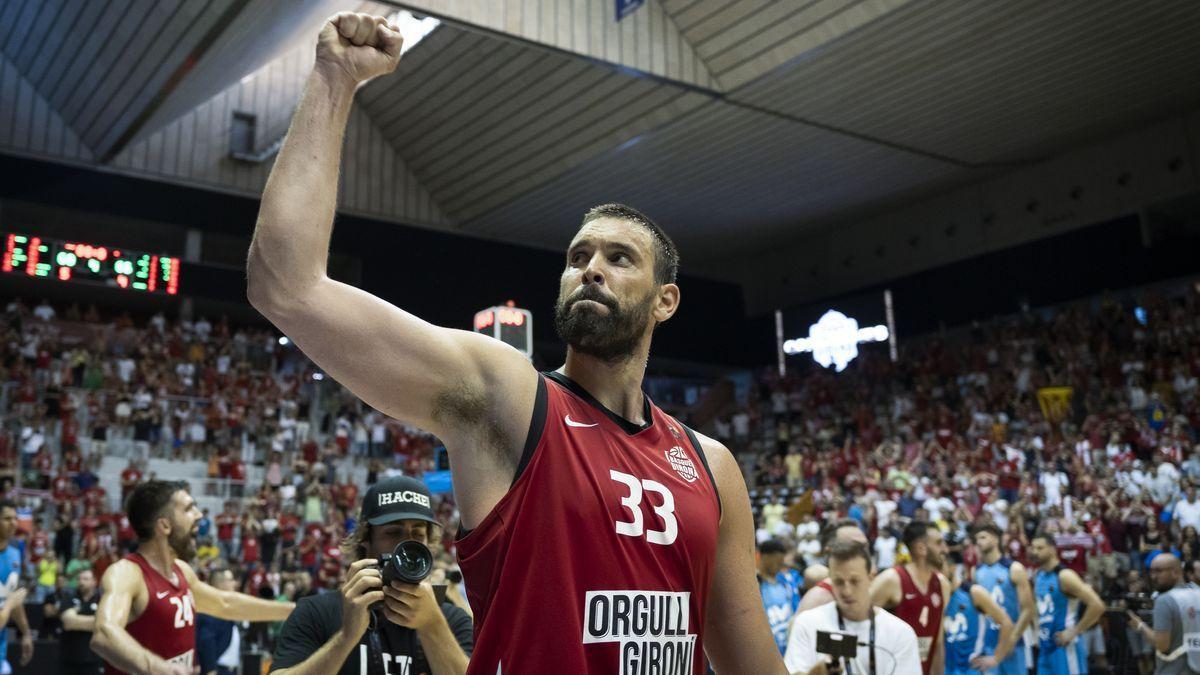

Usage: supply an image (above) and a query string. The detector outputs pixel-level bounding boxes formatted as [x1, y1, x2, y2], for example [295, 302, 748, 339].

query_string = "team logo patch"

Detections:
[931, 592, 941, 608]
[665, 446, 698, 483]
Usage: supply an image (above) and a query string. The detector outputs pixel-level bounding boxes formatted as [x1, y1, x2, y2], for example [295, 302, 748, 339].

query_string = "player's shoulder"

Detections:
[685, 428, 737, 479]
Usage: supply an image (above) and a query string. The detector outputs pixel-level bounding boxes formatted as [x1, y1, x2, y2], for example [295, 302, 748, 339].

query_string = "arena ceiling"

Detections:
[2, 0, 1200, 298]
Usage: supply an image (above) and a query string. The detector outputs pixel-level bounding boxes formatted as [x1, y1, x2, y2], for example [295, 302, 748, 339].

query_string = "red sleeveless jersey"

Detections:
[456, 373, 722, 674]
[104, 553, 196, 675]
[891, 565, 944, 675]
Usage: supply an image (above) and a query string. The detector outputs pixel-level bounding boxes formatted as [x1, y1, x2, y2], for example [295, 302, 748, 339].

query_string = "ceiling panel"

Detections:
[732, 0, 1200, 164]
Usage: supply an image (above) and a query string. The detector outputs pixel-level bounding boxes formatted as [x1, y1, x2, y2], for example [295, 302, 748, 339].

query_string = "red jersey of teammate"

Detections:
[456, 373, 721, 675]
[104, 553, 196, 675]
[891, 566, 945, 675]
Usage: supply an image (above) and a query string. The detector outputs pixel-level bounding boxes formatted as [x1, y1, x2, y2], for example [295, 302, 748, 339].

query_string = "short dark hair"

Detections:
[758, 539, 787, 556]
[903, 520, 933, 550]
[971, 522, 1003, 539]
[0, 500, 15, 515]
[580, 203, 679, 285]
[126, 480, 189, 542]
[827, 540, 872, 570]
[820, 518, 863, 549]
[1030, 530, 1055, 547]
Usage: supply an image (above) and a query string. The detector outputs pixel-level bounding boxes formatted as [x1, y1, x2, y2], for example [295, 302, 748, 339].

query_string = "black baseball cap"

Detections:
[360, 476, 440, 527]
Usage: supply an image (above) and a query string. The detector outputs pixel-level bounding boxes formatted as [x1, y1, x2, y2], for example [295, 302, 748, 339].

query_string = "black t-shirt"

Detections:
[59, 588, 103, 665]
[271, 590, 473, 675]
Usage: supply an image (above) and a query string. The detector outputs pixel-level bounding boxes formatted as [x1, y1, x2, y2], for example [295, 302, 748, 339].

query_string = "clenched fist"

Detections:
[316, 12, 404, 86]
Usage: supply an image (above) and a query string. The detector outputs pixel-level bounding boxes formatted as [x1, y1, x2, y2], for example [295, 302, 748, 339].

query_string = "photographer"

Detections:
[784, 541, 921, 675]
[1129, 553, 1200, 674]
[270, 477, 472, 675]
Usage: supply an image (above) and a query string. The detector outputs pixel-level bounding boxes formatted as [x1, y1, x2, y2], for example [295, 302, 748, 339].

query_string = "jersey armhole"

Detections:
[681, 423, 722, 519]
[455, 373, 547, 541]
[512, 373, 548, 487]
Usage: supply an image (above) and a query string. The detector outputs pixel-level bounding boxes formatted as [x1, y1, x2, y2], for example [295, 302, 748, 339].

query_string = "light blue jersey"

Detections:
[973, 558, 1027, 675]
[1035, 565, 1087, 675]
[944, 586, 987, 675]
[760, 573, 799, 654]
[0, 544, 20, 666]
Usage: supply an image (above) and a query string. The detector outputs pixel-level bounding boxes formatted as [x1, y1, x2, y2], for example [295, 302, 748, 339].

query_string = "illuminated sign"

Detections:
[1, 233, 180, 295]
[474, 302, 532, 359]
[782, 309, 888, 372]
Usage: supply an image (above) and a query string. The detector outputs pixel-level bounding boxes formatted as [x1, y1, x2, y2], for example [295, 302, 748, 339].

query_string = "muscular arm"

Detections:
[969, 585, 1015, 662]
[1010, 562, 1037, 636]
[61, 607, 97, 632]
[180, 561, 294, 622]
[92, 560, 173, 675]
[245, 21, 536, 527]
[1058, 569, 1104, 635]
[869, 568, 902, 609]
[698, 434, 788, 674]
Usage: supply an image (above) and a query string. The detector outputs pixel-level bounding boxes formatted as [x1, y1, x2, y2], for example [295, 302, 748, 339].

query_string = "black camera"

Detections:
[379, 540, 434, 585]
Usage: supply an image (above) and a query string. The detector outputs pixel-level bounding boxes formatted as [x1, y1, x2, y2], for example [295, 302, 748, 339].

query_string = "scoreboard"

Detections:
[473, 303, 532, 358]
[1, 232, 180, 295]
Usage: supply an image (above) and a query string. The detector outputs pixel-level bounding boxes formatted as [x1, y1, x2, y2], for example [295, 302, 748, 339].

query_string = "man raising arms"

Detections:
[247, 12, 784, 674]
[92, 481, 295, 674]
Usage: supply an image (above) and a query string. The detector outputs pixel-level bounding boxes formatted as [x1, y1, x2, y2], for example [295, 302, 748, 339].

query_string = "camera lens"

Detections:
[382, 540, 433, 585]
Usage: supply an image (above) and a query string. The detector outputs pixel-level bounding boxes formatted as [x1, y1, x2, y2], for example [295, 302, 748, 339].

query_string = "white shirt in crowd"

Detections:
[784, 603, 922, 675]
[33, 302, 55, 322]
[1040, 471, 1068, 506]
[1175, 498, 1200, 532]
[797, 538, 822, 566]
[983, 499, 1010, 531]
[874, 535, 898, 570]
[874, 499, 898, 525]
[923, 496, 955, 522]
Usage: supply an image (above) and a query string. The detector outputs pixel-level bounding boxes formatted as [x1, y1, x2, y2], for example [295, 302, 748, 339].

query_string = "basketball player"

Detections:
[797, 518, 869, 612]
[871, 521, 949, 675]
[940, 561, 1015, 675]
[247, 12, 786, 673]
[0, 501, 32, 673]
[92, 480, 296, 674]
[1028, 532, 1105, 675]
[971, 523, 1035, 675]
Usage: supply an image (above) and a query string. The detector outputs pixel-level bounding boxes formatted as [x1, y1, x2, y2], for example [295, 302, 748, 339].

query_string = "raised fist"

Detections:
[316, 12, 404, 85]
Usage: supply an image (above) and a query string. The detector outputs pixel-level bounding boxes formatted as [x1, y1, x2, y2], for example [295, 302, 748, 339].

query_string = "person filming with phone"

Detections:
[785, 541, 921, 675]
[270, 476, 473, 675]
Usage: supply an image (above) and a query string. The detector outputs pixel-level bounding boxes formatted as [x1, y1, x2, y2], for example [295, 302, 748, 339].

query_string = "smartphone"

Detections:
[816, 630, 858, 660]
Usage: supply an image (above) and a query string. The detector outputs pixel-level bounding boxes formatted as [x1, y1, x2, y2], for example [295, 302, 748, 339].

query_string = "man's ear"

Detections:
[653, 283, 680, 324]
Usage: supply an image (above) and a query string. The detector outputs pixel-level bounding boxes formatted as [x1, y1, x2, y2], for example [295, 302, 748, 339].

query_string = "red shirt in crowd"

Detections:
[216, 513, 237, 542]
[242, 535, 260, 564]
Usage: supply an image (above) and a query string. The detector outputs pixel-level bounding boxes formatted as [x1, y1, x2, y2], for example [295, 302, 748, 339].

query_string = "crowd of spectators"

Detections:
[0, 297, 462, 654]
[721, 286, 1200, 670]
[3, 283, 1200, 670]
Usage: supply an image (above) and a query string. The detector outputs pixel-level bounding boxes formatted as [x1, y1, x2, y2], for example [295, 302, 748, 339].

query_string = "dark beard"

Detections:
[554, 285, 654, 362]
[169, 527, 196, 561]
